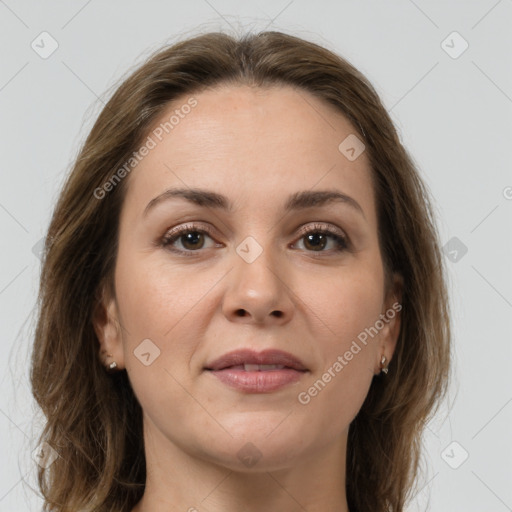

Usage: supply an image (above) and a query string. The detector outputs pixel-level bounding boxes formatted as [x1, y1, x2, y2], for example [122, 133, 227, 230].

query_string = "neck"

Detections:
[132, 416, 350, 512]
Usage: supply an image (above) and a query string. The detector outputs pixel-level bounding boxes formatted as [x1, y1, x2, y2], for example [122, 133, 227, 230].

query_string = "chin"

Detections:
[194, 422, 313, 471]
[203, 440, 308, 473]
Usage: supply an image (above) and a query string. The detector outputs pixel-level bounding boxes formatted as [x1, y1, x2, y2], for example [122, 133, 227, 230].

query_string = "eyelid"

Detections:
[295, 222, 347, 240]
[164, 222, 216, 239]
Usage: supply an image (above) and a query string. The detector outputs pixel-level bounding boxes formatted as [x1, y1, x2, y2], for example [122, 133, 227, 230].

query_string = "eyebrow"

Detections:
[143, 187, 366, 219]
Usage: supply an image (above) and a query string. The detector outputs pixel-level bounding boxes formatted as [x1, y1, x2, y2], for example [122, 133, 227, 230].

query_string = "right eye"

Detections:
[160, 223, 221, 255]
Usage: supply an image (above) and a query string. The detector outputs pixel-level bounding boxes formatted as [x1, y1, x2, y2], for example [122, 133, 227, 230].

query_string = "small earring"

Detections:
[105, 353, 118, 372]
[380, 355, 389, 375]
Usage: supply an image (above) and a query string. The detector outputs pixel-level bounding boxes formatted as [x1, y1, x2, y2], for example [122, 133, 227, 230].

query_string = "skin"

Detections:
[94, 84, 402, 512]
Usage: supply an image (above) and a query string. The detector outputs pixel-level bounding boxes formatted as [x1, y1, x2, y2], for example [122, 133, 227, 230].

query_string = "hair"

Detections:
[30, 29, 451, 512]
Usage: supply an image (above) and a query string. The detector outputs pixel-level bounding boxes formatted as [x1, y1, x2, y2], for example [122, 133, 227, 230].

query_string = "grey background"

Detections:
[1, 1, 511, 510]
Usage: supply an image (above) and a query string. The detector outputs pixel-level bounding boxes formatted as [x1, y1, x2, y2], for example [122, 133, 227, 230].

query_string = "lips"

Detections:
[205, 348, 308, 393]
[204, 348, 308, 372]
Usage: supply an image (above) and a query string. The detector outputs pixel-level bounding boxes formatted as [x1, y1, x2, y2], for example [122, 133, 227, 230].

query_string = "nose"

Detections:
[221, 242, 294, 326]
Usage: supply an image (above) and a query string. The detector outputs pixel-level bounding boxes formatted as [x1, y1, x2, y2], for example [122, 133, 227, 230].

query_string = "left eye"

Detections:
[293, 228, 348, 252]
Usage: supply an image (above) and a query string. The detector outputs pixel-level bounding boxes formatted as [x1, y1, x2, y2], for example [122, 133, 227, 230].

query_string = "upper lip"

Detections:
[205, 349, 308, 371]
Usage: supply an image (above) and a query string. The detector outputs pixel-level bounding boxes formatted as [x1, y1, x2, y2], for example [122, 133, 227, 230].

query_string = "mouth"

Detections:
[204, 349, 309, 393]
[204, 348, 308, 372]
[217, 364, 298, 371]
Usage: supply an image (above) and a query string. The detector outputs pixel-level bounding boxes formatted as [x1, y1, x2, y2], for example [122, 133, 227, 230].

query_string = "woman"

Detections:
[30, 30, 451, 512]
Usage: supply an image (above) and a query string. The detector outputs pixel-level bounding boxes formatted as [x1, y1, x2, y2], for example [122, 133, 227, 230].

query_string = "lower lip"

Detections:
[206, 368, 306, 393]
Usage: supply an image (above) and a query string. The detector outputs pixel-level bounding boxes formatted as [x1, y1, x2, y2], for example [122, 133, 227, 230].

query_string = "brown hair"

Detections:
[30, 30, 451, 512]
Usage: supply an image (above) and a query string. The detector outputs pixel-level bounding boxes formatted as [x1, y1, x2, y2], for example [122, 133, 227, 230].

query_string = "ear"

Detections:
[379, 272, 403, 367]
[92, 281, 125, 370]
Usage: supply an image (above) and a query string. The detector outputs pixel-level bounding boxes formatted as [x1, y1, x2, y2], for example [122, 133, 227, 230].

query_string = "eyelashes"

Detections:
[160, 223, 220, 255]
[159, 222, 349, 257]
[295, 223, 349, 252]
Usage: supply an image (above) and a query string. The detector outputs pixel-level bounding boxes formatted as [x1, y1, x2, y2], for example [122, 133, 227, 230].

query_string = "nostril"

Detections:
[233, 309, 283, 318]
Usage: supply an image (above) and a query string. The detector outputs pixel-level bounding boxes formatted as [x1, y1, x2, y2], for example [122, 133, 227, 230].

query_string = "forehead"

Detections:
[123, 84, 375, 221]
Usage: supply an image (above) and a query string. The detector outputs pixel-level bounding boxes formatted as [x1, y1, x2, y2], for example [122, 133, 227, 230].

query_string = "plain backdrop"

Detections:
[1, 1, 511, 511]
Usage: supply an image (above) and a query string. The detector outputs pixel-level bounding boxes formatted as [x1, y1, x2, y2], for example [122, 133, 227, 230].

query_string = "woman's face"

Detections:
[96, 84, 401, 470]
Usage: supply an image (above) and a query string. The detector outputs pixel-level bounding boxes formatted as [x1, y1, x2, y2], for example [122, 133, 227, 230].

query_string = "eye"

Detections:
[160, 223, 220, 255]
[293, 223, 349, 253]
[159, 222, 349, 256]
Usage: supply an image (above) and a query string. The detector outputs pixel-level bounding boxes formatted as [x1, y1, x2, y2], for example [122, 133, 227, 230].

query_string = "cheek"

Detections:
[114, 250, 213, 336]
[114, 250, 227, 384]
[293, 263, 383, 417]
[294, 274, 382, 435]
[297, 360, 374, 442]
[299, 262, 384, 348]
